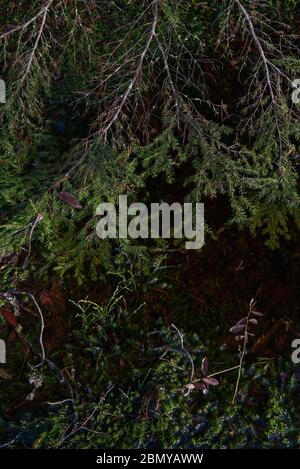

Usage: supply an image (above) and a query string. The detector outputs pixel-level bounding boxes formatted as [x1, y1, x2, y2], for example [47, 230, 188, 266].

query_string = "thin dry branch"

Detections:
[234, 0, 285, 160]
[0, 0, 54, 40]
[98, 0, 159, 140]
[0, 290, 46, 366]
[22, 213, 44, 270]
[0, 0, 55, 86]
[234, 1, 275, 103]
[232, 298, 255, 404]
[27, 292, 46, 366]
[160, 323, 195, 382]
[155, 35, 180, 117]
[53, 0, 159, 183]
[54, 385, 115, 448]
[20, 0, 54, 84]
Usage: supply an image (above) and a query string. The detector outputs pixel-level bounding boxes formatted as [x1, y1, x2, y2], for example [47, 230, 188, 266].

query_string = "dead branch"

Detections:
[20, 0, 54, 84]
[22, 213, 44, 270]
[160, 323, 195, 382]
[0, 0, 54, 40]
[99, 0, 159, 140]
[155, 35, 180, 117]
[233, 0, 287, 160]
[232, 298, 255, 404]
[0, 290, 45, 365]
[54, 385, 115, 448]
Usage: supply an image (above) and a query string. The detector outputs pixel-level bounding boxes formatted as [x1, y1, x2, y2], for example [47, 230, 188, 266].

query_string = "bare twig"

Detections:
[45, 399, 74, 406]
[26, 292, 46, 366]
[155, 35, 180, 117]
[0, 290, 45, 366]
[192, 365, 241, 383]
[54, 385, 115, 448]
[232, 298, 255, 404]
[0, 435, 20, 449]
[161, 323, 195, 382]
[0, 0, 54, 85]
[22, 213, 43, 270]
[0, 0, 53, 40]
[20, 1, 54, 85]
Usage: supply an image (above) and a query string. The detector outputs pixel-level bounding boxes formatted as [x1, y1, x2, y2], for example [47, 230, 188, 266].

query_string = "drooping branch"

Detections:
[0, 0, 55, 85]
[20, 0, 54, 84]
[98, 0, 159, 140]
[53, 0, 160, 183]
[233, 0, 287, 160]
[234, 0, 275, 104]
[155, 34, 180, 118]
[0, 0, 54, 40]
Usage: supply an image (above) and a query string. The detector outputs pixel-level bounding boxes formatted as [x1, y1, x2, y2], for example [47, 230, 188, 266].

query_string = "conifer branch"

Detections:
[155, 35, 180, 117]
[234, 0, 285, 160]
[0, 0, 54, 40]
[99, 0, 159, 140]
[20, 0, 54, 84]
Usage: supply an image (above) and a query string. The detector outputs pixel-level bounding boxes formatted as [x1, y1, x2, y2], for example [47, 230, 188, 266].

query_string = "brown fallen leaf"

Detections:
[57, 191, 82, 209]
[1, 310, 19, 328]
[0, 368, 12, 380]
[252, 320, 294, 357]
[39, 278, 66, 316]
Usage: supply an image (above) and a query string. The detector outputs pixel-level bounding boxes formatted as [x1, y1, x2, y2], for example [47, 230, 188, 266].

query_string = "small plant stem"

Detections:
[232, 299, 254, 404]
[192, 365, 240, 383]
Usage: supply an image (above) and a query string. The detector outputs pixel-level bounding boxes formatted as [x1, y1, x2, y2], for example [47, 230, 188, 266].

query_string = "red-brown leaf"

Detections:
[57, 192, 82, 209]
[230, 324, 245, 334]
[249, 318, 258, 325]
[201, 357, 209, 376]
[252, 311, 264, 317]
[39, 278, 66, 315]
[203, 377, 219, 386]
[2, 310, 18, 327]
[236, 317, 248, 326]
